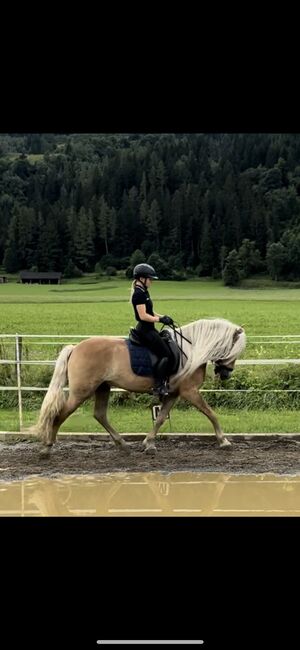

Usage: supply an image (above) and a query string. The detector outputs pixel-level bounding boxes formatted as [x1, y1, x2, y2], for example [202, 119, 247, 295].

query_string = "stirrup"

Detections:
[153, 381, 169, 398]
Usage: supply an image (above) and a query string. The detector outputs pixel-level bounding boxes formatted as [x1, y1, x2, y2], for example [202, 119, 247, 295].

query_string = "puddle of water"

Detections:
[1, 471, 300, 516]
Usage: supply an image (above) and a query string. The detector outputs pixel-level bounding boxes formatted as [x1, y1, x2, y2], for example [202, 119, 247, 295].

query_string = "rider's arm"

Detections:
[136, 304, 160, 323]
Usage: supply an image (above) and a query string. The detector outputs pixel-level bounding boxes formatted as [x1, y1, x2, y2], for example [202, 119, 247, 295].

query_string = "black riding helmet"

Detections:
[133, 263, 159, 279]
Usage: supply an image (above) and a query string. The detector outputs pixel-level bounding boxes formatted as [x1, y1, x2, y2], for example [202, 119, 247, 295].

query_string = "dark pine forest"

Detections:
[1, 132, 300, 284]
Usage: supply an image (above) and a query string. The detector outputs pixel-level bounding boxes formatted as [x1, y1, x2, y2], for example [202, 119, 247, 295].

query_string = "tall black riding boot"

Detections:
[152, 357, 169, 398]
[153, 378, 169, 398]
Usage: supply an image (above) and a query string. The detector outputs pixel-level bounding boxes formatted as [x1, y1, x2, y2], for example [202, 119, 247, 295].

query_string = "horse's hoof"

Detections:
[220, 438, 232, 448]
[39, 446, 52, 459]
[119, 441, 131, 455]
[144, 444, 157, 455]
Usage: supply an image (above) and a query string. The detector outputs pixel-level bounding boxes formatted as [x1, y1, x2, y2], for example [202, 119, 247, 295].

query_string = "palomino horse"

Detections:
[33, 318, 246, 456]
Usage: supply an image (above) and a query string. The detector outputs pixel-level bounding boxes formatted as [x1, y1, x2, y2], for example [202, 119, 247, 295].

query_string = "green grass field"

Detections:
[0, 277, 299, 432]
[1, 276, 300, 354]
[1, 407, 299, 435]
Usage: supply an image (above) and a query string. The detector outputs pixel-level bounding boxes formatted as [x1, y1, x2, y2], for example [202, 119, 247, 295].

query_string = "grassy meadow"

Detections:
[0, 275, 300, 433]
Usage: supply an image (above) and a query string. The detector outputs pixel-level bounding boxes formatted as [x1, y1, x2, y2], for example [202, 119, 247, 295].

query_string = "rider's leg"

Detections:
[137, 329, 173, 398]
[153, 357, 169, 397]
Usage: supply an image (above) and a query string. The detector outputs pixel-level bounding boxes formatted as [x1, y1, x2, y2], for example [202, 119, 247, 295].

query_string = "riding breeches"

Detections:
[135, 327, 173, 379]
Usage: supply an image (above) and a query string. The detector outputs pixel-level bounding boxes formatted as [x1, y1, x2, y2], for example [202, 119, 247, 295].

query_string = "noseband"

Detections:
[214, 364, 233, 380]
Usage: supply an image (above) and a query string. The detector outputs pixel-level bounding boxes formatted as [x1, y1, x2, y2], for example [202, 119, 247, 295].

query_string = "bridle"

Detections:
[214, 363, 233, 380]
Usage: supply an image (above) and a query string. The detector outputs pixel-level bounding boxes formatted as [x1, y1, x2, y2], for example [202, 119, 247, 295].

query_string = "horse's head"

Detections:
[214, 326, 245, 380]
[214, 362, 234, 380]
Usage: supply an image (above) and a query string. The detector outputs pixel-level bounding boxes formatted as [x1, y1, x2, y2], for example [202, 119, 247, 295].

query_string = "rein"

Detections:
[162, 321, 192, 368]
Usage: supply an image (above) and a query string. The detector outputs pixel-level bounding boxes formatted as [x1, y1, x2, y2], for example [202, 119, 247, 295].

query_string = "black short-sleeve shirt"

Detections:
[132, 285, 154, 330]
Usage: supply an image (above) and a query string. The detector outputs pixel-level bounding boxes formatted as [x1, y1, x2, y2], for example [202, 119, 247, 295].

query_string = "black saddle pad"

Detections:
[125, 339, 154, 377]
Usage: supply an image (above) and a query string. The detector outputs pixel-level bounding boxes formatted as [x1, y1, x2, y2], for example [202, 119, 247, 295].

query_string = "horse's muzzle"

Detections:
[214, 365, 233, 380]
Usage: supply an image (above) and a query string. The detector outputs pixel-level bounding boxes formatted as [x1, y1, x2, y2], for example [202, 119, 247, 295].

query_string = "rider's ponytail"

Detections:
[129, 280, 136, 303]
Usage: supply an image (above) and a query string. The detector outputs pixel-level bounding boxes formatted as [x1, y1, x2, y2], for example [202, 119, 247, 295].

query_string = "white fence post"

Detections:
[15, 333, 23, 430]
[151, 404, 172, 431]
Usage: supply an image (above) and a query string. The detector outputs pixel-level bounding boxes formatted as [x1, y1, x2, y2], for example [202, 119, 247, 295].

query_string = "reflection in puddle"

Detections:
[0, 472, 300, 516]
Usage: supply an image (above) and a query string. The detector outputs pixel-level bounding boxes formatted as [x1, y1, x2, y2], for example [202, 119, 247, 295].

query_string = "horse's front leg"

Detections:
[180, 384, 231, 448]
[143, 394, 178, 454]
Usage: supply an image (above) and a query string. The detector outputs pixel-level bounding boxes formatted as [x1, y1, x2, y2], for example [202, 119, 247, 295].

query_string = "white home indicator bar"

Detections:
[97, 642, 204, 645]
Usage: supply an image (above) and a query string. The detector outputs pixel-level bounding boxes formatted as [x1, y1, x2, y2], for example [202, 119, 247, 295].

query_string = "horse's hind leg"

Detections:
[39, 394, 85, 458]
[94, 383, 130, 454]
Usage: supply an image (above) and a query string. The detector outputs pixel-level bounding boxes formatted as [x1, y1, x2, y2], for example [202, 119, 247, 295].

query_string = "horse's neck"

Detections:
[177, 320, 208, 353]
[181, 319, 218, 339]
[173, 322, 196, 358]
[180, 320, 200, 340]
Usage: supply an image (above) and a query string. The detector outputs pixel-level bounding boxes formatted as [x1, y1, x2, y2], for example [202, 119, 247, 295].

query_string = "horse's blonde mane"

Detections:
[172, 318, 246, 384]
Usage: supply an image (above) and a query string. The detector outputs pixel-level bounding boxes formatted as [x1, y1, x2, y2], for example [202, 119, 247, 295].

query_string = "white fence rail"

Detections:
[0, 333, 300, 432]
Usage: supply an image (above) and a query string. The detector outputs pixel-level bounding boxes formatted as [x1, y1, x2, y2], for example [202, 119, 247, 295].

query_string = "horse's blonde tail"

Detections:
[33, 345, 75, 444]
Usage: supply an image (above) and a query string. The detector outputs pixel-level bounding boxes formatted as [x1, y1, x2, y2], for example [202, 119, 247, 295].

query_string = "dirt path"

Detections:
[0, 435, 300, 481]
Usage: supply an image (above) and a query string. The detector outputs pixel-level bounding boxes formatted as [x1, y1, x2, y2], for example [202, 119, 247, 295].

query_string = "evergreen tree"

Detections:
[98, 197, 110, 255]
[223, 250, 241, 286]
[74, 207, 94, 270]
[146, 199, 160, 249]
[238, 239, 264, 277]
[130, 249, 145, 266]
[266, 242, 286, 281]
[3, 245, 19, 272]
[200, 216, 214, 275]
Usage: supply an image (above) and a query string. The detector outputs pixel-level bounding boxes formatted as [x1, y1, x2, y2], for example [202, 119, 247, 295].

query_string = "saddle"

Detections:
[126, 328, 181, 378]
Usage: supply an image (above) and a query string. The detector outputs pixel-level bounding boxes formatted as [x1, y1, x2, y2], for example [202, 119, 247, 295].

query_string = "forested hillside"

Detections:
[1, 133, 300, 282]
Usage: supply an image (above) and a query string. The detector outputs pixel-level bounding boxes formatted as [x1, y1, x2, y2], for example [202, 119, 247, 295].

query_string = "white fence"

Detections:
[0, 333, 300, 432]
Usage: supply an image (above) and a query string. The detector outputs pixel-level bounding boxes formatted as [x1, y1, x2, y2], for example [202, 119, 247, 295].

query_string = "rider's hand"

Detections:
[159, 315, 174, 326]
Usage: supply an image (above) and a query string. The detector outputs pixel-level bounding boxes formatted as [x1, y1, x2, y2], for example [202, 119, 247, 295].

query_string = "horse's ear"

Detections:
[233, 326, 244, 344]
